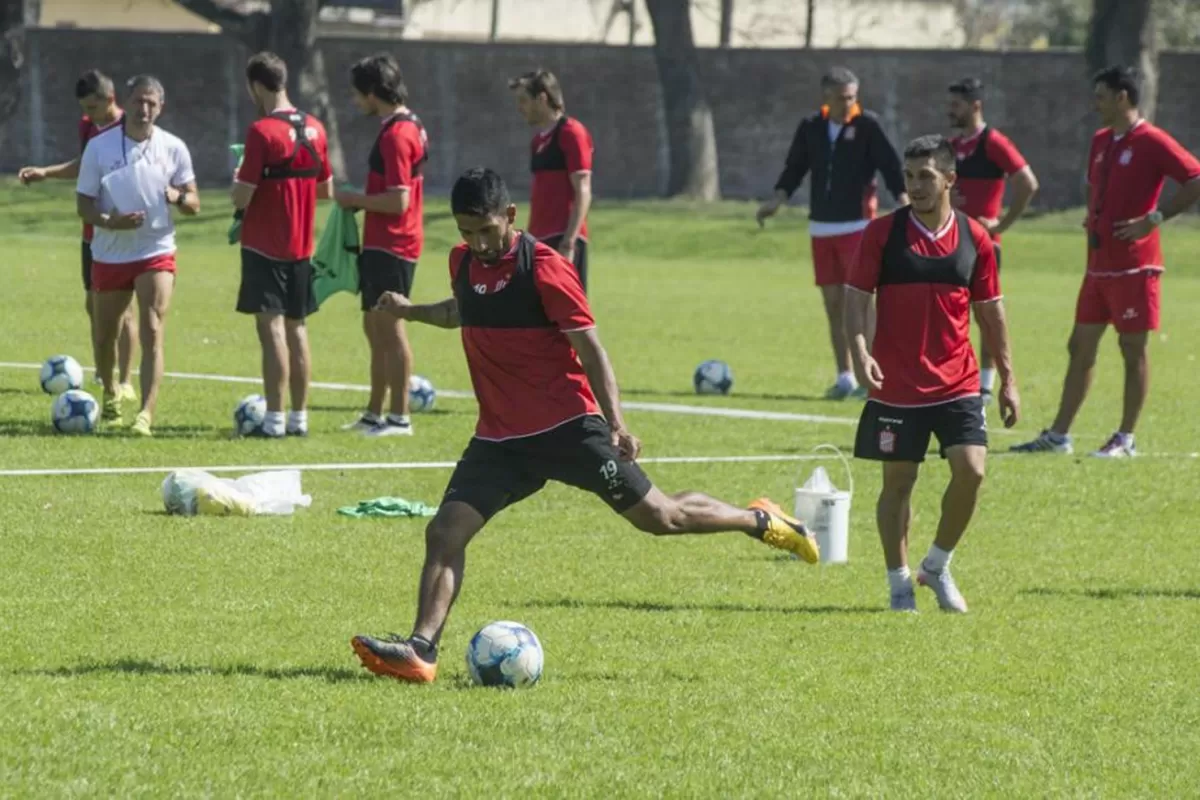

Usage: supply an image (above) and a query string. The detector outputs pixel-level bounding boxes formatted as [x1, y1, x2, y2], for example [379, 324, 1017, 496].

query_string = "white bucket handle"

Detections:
[795, 444, 854, 496]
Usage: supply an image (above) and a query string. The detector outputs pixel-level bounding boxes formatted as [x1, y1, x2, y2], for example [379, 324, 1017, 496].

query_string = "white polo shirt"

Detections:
[77, 124, 195, 264]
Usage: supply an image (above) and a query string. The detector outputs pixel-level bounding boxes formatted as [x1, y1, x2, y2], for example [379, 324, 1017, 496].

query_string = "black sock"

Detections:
[749, 508, 769, 540]
[409, 634, 438, 662]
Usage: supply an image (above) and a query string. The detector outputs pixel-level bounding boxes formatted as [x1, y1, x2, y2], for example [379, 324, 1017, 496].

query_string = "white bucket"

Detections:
[793, 444, 853, 564]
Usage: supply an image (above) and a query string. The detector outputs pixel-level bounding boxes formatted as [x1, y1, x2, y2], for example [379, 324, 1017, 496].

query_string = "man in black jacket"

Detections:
[758, 67, 908, 400]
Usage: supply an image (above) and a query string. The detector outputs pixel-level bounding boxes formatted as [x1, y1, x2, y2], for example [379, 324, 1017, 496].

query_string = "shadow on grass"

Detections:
[0, 419, 58, 437]
[520, 597, 884, 615]
[25, 658, 373, 683]
[1022, 587, 1200, 601]
[0, 420, 223, 439]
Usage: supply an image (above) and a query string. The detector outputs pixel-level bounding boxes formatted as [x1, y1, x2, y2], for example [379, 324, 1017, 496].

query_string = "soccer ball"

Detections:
[40, 355, 84, 395]
[465, 620, 544, 688]
[233, 394, 267, 436]
[52, 389, 98, 434]
[409, 374, 436, 413]
[693, 359, 733, 395]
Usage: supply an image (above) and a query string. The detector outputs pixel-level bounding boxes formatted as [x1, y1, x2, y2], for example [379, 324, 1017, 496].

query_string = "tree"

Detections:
[645, 0, 719, 200]
[1086, 0, 1156, 120]
[718, 0, 733, 47]
[173, 0, 347, 176]
[0, 0, 25, 152]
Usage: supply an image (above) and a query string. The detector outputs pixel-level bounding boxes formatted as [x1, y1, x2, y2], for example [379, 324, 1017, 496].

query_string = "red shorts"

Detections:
[810, 231, 864, 286]
[1074, 270, 1161, 333]
[92, 253, 177, 293]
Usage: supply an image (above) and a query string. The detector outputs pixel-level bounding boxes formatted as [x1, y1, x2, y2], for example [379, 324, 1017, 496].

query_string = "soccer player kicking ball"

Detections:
[846, 135, 1020, 613]
[1011, 66, 1200, 458]
[351, 168, 818, 683]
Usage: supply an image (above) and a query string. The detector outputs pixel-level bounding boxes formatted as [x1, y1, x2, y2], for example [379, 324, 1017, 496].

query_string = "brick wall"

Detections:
[7, 29, 1200, 209]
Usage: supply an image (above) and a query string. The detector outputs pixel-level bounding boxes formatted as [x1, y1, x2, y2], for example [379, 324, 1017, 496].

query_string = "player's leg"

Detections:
[129, 268, 175, 435]
[364, 312, 387, 418]
[819, 284, 854, 396]
[352, 440, 542, 683]
[82, 242, 101, 385]
[93, 285, 135, 423]
[854, 399, 930, 610]
[116, 303, 138, 400]
[254, 313, 288, 434]
[977, 244, 1000, 402]
[365, 256, 415, 437]
[283, 260, 318, 436]
[1094, 272, 1158, 458]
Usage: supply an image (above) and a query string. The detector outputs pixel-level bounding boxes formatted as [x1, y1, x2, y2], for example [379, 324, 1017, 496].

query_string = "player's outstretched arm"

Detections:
[567, 328, 638, 459]
[974, 299, 1020, 428]
[375, 293, 460, 329]
[18, 159, 81, 184]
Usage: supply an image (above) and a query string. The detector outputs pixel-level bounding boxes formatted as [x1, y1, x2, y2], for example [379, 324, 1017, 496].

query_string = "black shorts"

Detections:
[358, 249, 416, 311]
[443, 415, 653, 521]
[854, 396, 987, 463]
[81, 240, 93, 291]
[541, 235, 588, 293]
[237, 249, 318, 321]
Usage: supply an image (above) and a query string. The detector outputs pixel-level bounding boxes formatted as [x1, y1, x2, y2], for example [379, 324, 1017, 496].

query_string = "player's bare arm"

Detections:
[845, 287, 883, 390]
[1115, 176, 1200, 240]
[76, 193, 145, 231]
[19, 159, 81, 184]
[167, 181, 200, 216]
[566, 327, 639, 461]
[376, 293, 460, 329]
[560, 172, 592, 256]
[974, 298, 1019, 427]
[991, 165, 1039, 235]
[316, 179, 335, 201]
[335, 186, 409, 214]
[231, 182, 255, 211]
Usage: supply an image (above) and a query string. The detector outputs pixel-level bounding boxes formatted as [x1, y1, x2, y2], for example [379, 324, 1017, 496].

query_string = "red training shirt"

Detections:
[79, 113, 124, 243]
[527, 117, 593, 241]
[849, 210, 1000, 406]
[236, 110, 332, 261]
[950, 126, 1027, 242]
[1086, 120, 1200, 275]
[363, 111, 427, 262]
[450, 237, 599, 440]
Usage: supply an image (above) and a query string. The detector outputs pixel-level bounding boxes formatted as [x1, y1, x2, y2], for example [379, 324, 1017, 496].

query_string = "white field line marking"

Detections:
[0, 361, 856, 425]
[0, 453, 833, 478]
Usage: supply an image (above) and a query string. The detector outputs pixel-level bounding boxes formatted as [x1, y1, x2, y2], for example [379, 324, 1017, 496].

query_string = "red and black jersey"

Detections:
[363, 109, 428, 262]
[527, 116, 593, 241]
[849, 207, 1000, 406]
[950, 126, 1027, 241]
[236, 109, 332, 262]
[1085, 120, 1200, 274]
[450, 233, 599, 441]
[78, 113, 124, 243]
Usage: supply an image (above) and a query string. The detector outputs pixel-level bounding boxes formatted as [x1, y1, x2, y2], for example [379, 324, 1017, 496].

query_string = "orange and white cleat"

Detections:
[351, 634, 438, 684]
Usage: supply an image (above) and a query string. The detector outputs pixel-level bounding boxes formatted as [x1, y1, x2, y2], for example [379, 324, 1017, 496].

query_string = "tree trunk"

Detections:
[805, 0, 815, 48]
[645, 0, 719, 200]
[0, 0, 24, 152]
[1086, 0, 1157, 120]
[173, 0, 347, 178]
[719, 0, 733, 48]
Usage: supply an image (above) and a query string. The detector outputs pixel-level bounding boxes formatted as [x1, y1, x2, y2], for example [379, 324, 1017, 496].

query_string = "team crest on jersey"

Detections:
[1119, 148, 1133, 166]
[879, 428, 896, 454]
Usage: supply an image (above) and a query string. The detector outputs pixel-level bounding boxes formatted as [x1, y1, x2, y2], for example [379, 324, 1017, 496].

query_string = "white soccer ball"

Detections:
[40, 355, 84, 395]
[693, 359, 733, 395]
[52, 389, 98, 434]
[465, 620, 544, 688]
[409, 374, 436, 413]
[233, 394, 267, 436]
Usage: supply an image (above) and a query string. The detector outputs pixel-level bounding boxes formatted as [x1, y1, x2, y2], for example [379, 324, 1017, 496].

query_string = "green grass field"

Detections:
[2, 181, 1199, 796]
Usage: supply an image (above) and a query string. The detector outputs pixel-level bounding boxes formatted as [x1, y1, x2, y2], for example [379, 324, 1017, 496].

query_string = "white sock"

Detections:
[263, 411, 285, 436]
[288, 410, 308, 431]
[923, 544, 953, 573]
[887, 566, 912, 595]
[980, 368, 996, 392]
[836, 371, 857, 391]
[1117, 431, 1135, 443]
[361, 411, 382, 424]
[387, 413, 411, 426]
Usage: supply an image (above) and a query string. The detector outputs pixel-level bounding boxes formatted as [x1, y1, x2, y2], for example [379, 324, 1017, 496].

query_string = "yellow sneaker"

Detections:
[130, 410, 153, 437]
[748, 497, 820, 564]
[101, 393, 123, 425]
[118, 383, 138, 407]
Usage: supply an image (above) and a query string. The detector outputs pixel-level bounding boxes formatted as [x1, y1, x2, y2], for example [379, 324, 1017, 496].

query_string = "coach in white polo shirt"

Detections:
[77, 75, 198, 437]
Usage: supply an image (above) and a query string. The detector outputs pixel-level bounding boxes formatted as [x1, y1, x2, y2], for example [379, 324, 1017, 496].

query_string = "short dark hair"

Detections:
[948, 77, 984, 104]
[821, 66, 859, 89]
[125, 75, 165, 102]
[75, 70, 114, 100]
[451, 167, 511, 217]
[507, 70, 565, 112]
[903, 134, 956, 174]
[1093, 65, 1140, 107]
[247, 51, 288, 93]
[351, 54, 409, 105]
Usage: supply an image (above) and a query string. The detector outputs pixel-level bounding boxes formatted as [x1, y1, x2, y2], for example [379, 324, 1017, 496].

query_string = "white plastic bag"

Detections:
[802, 465, 835, 493]
[161, 469, 312, 516]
